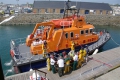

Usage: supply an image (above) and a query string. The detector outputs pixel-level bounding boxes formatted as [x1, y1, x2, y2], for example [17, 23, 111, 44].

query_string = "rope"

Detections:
[111, 36, 120, 46]
[92, 58, 112, 67]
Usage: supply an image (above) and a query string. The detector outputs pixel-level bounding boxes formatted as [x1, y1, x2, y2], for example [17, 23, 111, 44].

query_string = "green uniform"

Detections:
[50, 58, 56, 74]
[64, 56, 71, 74]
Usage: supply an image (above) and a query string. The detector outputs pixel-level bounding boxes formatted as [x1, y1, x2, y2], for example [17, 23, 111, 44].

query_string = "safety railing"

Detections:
[88, 32, 110, 52]
[10, 37, 26, 48]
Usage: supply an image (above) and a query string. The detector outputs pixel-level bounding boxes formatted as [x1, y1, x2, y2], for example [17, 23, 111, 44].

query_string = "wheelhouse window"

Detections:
[80, 30, 84, 35]
[65, 33, 68, 38]
[85, 30, 89, 34]
[90, 29, 93, 33]
[70, 32, 74, 38]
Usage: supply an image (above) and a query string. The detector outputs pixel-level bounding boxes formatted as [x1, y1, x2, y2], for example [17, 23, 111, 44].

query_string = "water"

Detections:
[0, 25, 35, 76]
[0, 25, 120, 76]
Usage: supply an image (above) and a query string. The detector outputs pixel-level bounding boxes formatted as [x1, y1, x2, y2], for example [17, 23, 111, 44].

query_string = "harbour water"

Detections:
[0, 25, 120, 76]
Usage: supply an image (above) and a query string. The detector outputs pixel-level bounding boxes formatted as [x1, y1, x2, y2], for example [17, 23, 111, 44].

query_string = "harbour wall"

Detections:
[1, 13, 120, 27]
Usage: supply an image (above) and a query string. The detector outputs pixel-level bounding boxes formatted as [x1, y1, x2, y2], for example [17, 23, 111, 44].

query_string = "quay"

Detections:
[5, 47, 120, 80]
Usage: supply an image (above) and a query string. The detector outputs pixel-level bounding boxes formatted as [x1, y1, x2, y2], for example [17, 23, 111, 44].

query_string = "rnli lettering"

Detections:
[71, 37, 79, 40]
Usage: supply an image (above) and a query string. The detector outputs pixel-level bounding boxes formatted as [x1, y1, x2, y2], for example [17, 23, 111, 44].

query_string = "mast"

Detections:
[63, 0, 78, 18]
[63, 0, 70, 18]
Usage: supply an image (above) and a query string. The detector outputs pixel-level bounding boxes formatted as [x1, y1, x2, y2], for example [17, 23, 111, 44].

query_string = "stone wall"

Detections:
[86, 15, 120, 27]
[0, 16, 5, 22]
[1, 13, 120, 27]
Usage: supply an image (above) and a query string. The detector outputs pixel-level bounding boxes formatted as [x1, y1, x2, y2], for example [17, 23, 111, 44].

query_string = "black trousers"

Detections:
[58, 67, 64, 77]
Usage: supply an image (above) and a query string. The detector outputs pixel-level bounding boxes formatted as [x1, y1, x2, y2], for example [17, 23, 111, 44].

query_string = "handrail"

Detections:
[34, 69, 47, 79]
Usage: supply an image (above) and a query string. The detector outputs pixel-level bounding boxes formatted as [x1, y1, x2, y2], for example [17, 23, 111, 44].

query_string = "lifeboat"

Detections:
[10, 0, 111, 73]
[26, 7, 99, 55]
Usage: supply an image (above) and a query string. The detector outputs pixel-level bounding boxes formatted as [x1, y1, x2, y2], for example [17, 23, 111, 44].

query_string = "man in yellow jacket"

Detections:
[46, 56, 51, 71]
[42, 41, 47, 58]
[79, 48, 87, 63]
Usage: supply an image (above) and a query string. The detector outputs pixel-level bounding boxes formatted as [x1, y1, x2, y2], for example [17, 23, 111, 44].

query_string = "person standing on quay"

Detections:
[57, 56, 64, 77]
[64, 54, 71, 74]
[46, 55, 51, 71]
[50, 55, 56, 74]
[71, 41, 75, 54]
[73, 52, 78, 70]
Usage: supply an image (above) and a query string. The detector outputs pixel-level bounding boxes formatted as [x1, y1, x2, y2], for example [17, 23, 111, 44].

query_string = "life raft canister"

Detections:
[29, 34, 34, 39]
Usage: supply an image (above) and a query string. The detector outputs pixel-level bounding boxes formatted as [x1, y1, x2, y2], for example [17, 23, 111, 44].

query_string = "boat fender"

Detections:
[93, 49, 98, 55]
[10, 50, 14, 57]
[11, 40, 15, 46]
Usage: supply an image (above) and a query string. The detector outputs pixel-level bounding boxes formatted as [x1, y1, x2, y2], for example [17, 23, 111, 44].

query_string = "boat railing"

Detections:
[94, 28, 107, 33]
[87, 32, 110, 52]
[10, 37, 26, 48]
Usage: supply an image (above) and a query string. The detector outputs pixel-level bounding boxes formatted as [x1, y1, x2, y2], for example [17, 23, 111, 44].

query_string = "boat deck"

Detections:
[12, 41, 45, 66]
[6, 47, 120, 80]
[12, 32, 110, 66]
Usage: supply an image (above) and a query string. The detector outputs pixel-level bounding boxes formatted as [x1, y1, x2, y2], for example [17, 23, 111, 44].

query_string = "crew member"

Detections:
[77, 52, 82, 68]
[73, 52, 78, 70]
[62, 51, 66, 58]
[80, 48, 86, 57]
[57, 56, 64, 77]
[50, 54, 56, 74]
[42, 41, 47, 58]
[46, 55, 51, 71]
[71, 41, 75, 55]
[69, 51, 74, 58]
[79, 47, 86, 63]
[64, 54, 71, 74]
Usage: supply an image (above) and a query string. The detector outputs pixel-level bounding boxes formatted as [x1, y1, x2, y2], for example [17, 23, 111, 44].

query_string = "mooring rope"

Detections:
[111, 36, 120, 46]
